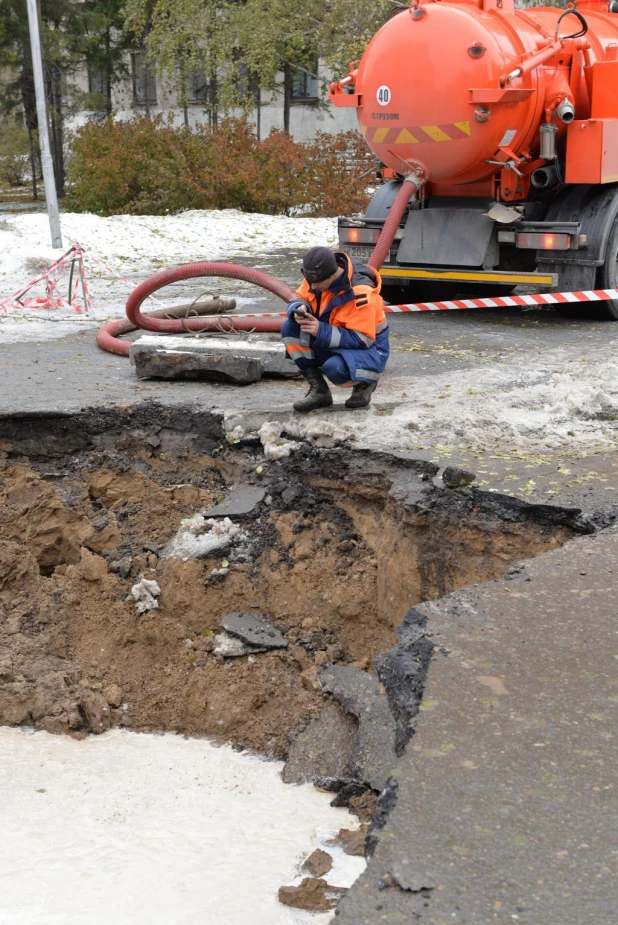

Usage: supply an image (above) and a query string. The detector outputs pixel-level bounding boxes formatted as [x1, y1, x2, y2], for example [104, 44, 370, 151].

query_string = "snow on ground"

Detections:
[356, 349, 618, 455]
[0, 726, 364, 925]
[0, 209, 337, 333]
[248, 346, 618, 457]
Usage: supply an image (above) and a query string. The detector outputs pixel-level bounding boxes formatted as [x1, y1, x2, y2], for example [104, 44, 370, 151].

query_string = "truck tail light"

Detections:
[339, 227, 380, 245]
[516, 232, 571, 250]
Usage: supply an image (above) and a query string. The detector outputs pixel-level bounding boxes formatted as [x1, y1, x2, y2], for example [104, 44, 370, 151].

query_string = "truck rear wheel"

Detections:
[558, 216, 618, 321]
[594, 215, 618, 320]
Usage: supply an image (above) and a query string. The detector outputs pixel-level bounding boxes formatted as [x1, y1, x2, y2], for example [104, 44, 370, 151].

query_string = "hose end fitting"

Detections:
[556, 98, 576, 123]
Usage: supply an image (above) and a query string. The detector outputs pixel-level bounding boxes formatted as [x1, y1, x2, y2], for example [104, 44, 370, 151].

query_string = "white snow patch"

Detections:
[0, 726, 364, 925]
[227, 348, 618, 458]
[258, 419, 353, 459]
[214, 631, 256, 657]
[354, 354, 618, 454]
[130, 577, 161, 614]
[0, 209, 337, 343]
[161, 514, 247, 561]
[244, 352, 616, 457]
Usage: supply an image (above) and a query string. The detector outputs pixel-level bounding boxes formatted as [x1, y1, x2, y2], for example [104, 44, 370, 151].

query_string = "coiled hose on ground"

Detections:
[97, 180, 417, 357]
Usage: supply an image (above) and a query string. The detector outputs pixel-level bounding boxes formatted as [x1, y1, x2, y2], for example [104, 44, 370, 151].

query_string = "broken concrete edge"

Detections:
[0, 400, 615, 536]
[0, 404, 597, 538]
[301, 446, 594, 536]
[374, 608, 435, 758]
[320, 665, 398, 792]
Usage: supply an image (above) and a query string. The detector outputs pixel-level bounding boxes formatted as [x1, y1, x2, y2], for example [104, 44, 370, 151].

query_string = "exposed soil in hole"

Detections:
[0, 407, 591, 806]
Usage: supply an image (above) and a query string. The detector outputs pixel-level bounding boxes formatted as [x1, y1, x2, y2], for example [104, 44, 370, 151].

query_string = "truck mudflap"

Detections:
[396, 208, 495, 267]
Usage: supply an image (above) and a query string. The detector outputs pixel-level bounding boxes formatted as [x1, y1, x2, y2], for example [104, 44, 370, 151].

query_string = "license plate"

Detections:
[341, 245, 390, 263]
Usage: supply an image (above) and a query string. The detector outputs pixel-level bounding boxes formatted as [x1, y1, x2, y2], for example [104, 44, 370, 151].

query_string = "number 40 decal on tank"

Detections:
[377, 85, 391, 106]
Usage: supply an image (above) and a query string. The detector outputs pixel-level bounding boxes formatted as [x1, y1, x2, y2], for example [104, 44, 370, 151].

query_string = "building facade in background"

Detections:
[75, 53, 357, 142]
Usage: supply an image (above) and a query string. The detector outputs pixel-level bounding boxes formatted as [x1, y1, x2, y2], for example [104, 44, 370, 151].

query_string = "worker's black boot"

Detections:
[293, 367, 333, 413]
[345, 380, 378, 410]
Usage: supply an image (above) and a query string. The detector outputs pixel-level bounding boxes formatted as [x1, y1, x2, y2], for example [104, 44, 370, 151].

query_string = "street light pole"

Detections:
[26, 0, 62, 249]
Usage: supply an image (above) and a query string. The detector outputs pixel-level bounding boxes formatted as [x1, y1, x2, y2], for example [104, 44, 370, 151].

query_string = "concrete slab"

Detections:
[220, 612, 288, 650]
[130, 334, 299, 381]
[130, 338, 262, 384]
[203, 485, 266, 518]
[336, 526, 618, 924]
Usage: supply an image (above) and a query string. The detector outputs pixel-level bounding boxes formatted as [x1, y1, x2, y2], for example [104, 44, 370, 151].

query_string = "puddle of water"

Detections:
[0, 727, 364, 925]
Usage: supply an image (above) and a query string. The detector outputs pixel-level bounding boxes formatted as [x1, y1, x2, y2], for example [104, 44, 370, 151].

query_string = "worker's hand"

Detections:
[287, 298, 311, 318]
[297, 313, 320, 336]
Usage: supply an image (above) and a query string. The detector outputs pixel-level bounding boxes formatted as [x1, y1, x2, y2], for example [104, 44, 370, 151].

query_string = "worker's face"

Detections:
[310, 268, 342, 291]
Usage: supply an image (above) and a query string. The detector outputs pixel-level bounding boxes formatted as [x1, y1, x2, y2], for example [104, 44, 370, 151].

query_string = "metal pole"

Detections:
[26, 0, 62, 248]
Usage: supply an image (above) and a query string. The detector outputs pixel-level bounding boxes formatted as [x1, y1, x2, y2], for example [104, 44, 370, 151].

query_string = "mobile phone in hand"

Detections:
[294, 307, 310, 318]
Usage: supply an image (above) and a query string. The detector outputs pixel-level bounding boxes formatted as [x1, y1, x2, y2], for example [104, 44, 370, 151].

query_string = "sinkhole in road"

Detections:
[0, 405, 590, 919]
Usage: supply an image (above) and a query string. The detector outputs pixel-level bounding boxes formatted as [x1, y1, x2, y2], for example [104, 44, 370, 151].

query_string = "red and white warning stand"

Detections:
[0, 244, 93, 315]
[0, 243, 168, 318]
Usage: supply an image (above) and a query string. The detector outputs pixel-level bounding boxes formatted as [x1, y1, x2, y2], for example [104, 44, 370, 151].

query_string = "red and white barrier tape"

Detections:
[83, 248, 166, 306]
[168, 287, 618, 321]
[388, 288, 618, 312]
[4, 244, 618, 320]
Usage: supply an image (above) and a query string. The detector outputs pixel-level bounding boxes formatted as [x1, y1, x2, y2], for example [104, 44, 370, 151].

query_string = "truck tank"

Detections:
[330, 0, 618, 319]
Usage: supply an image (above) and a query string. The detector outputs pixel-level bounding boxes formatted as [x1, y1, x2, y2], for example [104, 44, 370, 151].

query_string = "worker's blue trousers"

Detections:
[281, 317, 351, 384]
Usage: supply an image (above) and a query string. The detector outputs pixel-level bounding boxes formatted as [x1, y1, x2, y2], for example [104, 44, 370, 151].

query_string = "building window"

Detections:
[235, 64, 259, 104]
[290, 63, 319, 102]
[88, 64, 107, 98]
[187, 72, 209, 104]
[131, 51, 157, 106]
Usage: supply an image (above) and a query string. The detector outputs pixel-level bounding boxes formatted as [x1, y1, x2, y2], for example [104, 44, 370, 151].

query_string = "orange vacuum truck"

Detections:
[330, 0, 618, 319]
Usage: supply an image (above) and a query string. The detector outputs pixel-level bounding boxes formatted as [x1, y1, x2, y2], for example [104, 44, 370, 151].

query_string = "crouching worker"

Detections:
[281, 247, 390, 413]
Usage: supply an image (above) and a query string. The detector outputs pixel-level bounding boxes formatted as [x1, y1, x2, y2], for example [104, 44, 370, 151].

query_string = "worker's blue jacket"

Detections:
[284, 252, 390, 383]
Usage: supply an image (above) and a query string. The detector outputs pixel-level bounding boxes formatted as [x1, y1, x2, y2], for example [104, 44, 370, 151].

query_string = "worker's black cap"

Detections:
[302, 246, 338, 283]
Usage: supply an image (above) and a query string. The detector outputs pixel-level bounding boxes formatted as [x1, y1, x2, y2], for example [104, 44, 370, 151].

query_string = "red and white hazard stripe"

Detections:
[388, 288, 618, 312]
[180, 286, 618, 322]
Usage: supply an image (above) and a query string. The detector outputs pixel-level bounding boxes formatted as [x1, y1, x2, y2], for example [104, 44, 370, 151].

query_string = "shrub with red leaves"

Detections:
[66, 115, 376, 217]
